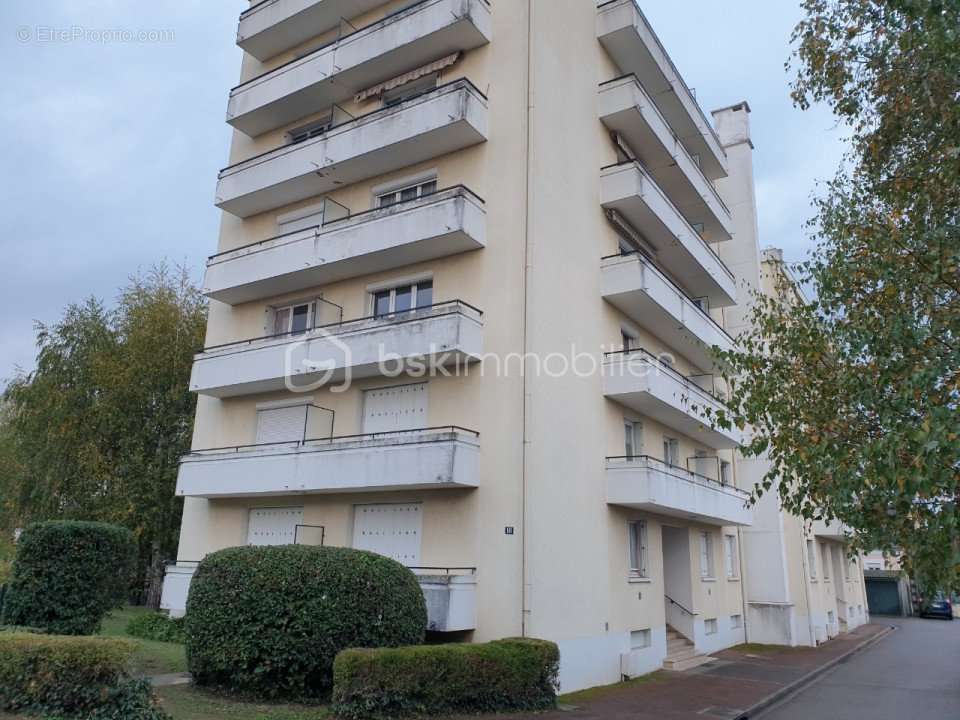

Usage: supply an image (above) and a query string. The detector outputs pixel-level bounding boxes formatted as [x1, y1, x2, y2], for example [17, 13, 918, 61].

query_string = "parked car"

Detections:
[920, 592, 953, 620]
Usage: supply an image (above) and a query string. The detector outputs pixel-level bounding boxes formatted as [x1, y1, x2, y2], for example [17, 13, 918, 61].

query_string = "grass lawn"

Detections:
[156, 686, 328, 720]
[100, 605, 188, 676]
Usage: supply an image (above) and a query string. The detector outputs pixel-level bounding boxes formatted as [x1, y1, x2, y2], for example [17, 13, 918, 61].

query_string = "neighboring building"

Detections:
[863, 549, 902, 572]
[163, 0, 768, 691]
[737, 249, 870, 646]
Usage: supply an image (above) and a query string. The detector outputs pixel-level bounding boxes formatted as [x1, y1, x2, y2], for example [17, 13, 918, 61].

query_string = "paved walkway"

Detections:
[494, 623, 890, 720]
[760, 616, 959, 720]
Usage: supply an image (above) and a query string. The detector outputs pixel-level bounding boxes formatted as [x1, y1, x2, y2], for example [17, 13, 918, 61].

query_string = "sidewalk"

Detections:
[500, 623, 892, 720]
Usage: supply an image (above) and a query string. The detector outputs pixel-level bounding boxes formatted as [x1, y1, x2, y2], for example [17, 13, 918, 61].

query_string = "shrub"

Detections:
[0, 625, 45, 634]
[0, 632, 169, 719]
[126, 611, 185, 644]
[185, 545, 427, 700]
[332, 638, 560, 719]
[1, 521, 137, 635]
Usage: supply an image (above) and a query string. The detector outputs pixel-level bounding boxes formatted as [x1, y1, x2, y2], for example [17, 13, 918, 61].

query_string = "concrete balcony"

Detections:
[229, 0, 492, 136]
[163, 561, 477, 630]
[606, 456, 752, 526]
[812, 520, 851, 541]
[206, 187, 486, 305]
[600, 80, 733, 242]
[237, 0, 389, 61]
[415, 569, 477, 632]
[190, 301, 483, 398]
[176, 426, 480, 498]
[601, 162, 735, 306]
[601, 252, 736, 372]
[603, 350, 742, 449]
[597, 0, 727, 181]
[217, 79, 488, 218]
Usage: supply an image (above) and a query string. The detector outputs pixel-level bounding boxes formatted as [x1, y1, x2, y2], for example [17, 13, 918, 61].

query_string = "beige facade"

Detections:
[738, 250, 870, 646]
[164, 0, 780, 691]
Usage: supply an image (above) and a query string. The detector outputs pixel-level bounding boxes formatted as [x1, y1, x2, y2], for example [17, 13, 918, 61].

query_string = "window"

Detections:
[272, 301, 315, 335]
[699, 531, 714, 579]
[693, 296, 710, 313]
[624, 420, 642, 459]
[704, 618, 718, 635]
[663, 437, 680, 467]
[630, 629, 652, 650]
[621, 328, 638, 351]
[376, 178, 438, 208]
[827, 610, 835, 625]
[628, 521, 648, 578]
[807, 539, 818, 579]
[730, 614, 743, 630]
[720, 460, 732, 486]
[372, 280, 433, 317]
[382, 73, 438, 107]
[724, 534, 739, 578]
[821, 543, 831, 580]
[287, 114, 333, 145]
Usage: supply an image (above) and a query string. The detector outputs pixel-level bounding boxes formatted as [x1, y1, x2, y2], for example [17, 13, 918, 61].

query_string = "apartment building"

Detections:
[737, 248, 870, 646]
[162, 0, 762, 691]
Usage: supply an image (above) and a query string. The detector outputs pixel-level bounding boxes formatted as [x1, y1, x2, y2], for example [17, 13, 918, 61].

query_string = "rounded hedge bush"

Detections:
[184, 545, 427, 700]
[1, 521, 136, 635]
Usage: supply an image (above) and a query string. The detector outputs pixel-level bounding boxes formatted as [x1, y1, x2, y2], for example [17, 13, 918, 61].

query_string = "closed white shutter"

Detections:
[362, 383, 428, 434]
[256, 405, 307, 444]
[247, 507, 304, 546]
[352, 503, 422, 566]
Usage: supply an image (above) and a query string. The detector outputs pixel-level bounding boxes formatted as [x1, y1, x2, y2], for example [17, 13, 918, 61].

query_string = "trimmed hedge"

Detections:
[185, 545, 427, 700]
[332, 638, 560, 719]
[126, 611, 185, 644]
[1, 521, 137, 635]
[0, 632, 169, 719]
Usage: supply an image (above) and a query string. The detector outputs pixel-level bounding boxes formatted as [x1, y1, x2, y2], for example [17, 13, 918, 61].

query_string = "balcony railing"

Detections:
[603, 348, 743, 448]
[237, 0, 390, 61]
[204, 186, 486, 304]
[596, 0, 727, 180]
[190, 300, 483, 397]
[216, 78, 489, 217]
[176, 426, 481, 498]
[228, 0, 492, 136]
[605, 454, 752, 526]
[600, 161, 735, 304]
[601, 251, 736, 372]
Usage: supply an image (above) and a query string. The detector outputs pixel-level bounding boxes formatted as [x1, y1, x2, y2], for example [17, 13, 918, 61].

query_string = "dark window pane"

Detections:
[374, 291, 392, 317]
[394, 285, 413, 313]
[291, 304, 310, 334]
[378, 193, 397, 208]
[420, 180, 437, 196]
[400, 186, 418, 202]
[415, 280, 433, 308]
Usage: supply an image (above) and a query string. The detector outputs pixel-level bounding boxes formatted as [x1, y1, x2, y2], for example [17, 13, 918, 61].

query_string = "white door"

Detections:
[246, 507, 304, 546]
[352, 503, 422, 566]
[256, 405, 307, 444]
[362, 383, 428, 434]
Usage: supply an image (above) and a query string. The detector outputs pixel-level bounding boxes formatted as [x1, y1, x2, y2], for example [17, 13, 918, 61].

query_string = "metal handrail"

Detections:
[600, 250, 736, 345]
[198, 300, 483, 354]
[409, 566, 477, 575]
[665, 594, 697, 617]
[187, 426, 480, 456]
[207, 185, 485, 262]
[605, 454, 750, 499]
[604, 347, 729, 404]
[221, 77, 486, 175]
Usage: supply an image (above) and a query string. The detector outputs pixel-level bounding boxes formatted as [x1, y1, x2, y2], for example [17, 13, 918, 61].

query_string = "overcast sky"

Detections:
[0, 1, 847, 382]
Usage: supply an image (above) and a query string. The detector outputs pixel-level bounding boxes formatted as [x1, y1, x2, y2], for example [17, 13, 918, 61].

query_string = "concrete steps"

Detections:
[663, 626, 717, 671]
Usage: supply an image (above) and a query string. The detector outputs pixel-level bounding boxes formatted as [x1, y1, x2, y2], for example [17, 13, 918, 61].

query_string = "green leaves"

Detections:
[723, 0, 960, 594]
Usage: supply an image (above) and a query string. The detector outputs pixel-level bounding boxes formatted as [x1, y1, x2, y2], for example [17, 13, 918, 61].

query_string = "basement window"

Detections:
[730, 614, 743, 630]
[704, 618, 718, 636]
[630, 629, 652, 650]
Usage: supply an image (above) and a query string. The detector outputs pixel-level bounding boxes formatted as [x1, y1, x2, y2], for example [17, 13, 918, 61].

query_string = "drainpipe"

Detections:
[520, 0, 535, 638]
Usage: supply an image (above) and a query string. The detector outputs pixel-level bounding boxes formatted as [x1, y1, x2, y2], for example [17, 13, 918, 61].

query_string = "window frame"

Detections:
[375, 177, 439, 209]
[628, 520, 649, 579]
[370, 279, 434, 318]
[807, 539, 818, 580]
[271, 299, 317, 336]
[663, 436, 680, 467]
[699, 531, 715, 579]
[624, 419, 642, 459]
[287, 114, 334, 145]
[724, 534, 739, 579]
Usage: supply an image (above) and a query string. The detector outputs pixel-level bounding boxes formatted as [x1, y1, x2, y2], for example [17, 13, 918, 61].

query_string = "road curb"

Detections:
[739, 624, 897, 719]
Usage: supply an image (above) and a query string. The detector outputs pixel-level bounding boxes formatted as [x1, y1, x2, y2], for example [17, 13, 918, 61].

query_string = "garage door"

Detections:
[352, 503, 422, 565]
[247, 507, 304, 546]
[362, 383, 428, 434]
[866, 578, 902, 615]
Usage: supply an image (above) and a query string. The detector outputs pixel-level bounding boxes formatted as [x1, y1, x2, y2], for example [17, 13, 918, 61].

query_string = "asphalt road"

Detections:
[760, 616, 960, 720]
